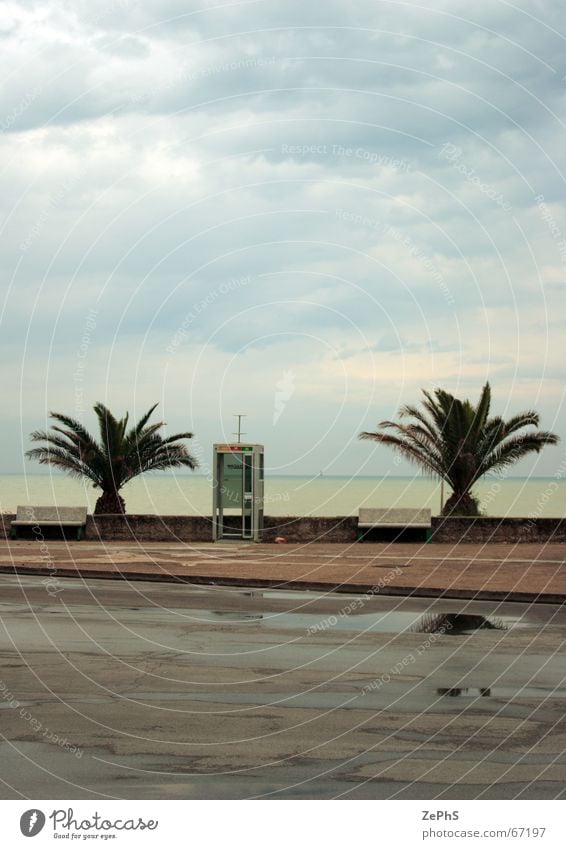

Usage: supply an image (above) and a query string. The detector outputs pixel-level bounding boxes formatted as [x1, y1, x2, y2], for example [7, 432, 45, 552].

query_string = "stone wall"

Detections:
[430, 515, 566, 543]
[2, 512, 565, 544]
[86, 513, 212, 542]
[263, 515, 358, 543]
[86, 514, 358, 543]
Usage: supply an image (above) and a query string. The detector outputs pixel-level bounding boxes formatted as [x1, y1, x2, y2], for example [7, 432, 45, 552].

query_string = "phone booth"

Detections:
[212, 443, 264, 542]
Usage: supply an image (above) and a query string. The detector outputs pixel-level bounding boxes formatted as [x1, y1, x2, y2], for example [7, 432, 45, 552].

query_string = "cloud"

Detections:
[1, 0, 565, 474]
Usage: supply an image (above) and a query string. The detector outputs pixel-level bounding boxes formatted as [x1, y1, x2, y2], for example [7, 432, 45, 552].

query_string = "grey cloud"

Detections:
[1, 0, 566, 472]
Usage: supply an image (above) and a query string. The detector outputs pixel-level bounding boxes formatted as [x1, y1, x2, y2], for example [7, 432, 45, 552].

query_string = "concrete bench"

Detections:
[11, 506, 88, 540]
[358, 507, 432, 542]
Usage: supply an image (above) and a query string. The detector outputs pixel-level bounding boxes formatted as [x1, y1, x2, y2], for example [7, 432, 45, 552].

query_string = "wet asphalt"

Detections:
[0, 574, 565, 799]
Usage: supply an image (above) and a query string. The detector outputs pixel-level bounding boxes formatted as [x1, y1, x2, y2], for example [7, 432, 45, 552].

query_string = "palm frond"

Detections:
[359, 431, 444, 478]
[467, 382, 491, 447]
[25, 446, 102, 485]
[499, 410, 541, 434]
[480, 431, 559, 476]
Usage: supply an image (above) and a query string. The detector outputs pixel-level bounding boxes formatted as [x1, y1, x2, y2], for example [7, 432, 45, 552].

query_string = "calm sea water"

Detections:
[0, 474, 564, 518]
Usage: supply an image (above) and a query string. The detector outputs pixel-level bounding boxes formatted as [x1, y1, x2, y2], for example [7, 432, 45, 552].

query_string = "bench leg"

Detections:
[77, 527, 84, 541]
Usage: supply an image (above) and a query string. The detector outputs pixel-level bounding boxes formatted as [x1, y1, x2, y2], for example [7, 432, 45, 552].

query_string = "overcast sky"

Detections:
[2, 0, 566, 476]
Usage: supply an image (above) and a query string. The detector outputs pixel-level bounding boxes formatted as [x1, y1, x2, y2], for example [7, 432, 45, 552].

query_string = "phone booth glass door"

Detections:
[212, 444, 264, 542]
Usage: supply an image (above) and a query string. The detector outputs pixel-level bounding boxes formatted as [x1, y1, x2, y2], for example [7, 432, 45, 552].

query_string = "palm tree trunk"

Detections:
[442, 490, 480, 517]
[94, 490, 126, 514]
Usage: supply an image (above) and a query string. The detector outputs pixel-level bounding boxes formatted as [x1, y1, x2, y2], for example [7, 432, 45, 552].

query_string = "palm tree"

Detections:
[359, 383, 559, 516]
[26, 403, 198, 514]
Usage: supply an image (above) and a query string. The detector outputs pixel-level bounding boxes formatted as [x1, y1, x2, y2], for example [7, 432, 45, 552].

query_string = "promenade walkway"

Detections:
[1, 539, 565, 602]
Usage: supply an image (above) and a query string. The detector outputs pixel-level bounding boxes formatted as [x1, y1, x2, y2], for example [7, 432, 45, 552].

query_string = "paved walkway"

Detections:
[1, 539, 565, 602]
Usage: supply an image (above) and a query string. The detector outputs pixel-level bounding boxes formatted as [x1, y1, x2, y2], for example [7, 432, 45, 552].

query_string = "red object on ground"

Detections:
[274, 536, 288, 544]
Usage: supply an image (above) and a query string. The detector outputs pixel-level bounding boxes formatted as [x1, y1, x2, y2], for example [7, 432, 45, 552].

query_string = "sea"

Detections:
[0, 474, 564, 518]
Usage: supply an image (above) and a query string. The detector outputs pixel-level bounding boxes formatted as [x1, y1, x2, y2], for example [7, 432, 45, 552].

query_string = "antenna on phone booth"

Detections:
[233, 413, 247, 443]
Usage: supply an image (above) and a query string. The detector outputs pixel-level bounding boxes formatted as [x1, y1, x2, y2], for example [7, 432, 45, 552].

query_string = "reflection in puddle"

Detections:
[415, 613, 507, 634]
[437, 687, 492, 698]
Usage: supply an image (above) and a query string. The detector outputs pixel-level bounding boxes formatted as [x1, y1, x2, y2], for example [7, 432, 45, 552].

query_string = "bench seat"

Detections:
[11, 506, 88, 540]
[358, 508, 432, 541]
[11, 519, 86, 526]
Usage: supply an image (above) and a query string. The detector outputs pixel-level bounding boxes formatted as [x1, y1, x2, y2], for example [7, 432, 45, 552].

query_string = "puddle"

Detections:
[154, 607, 522, 634]
[253, 610, 423, 632]
[124, 607, 425, 632]
[1, 597, 526, 635]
